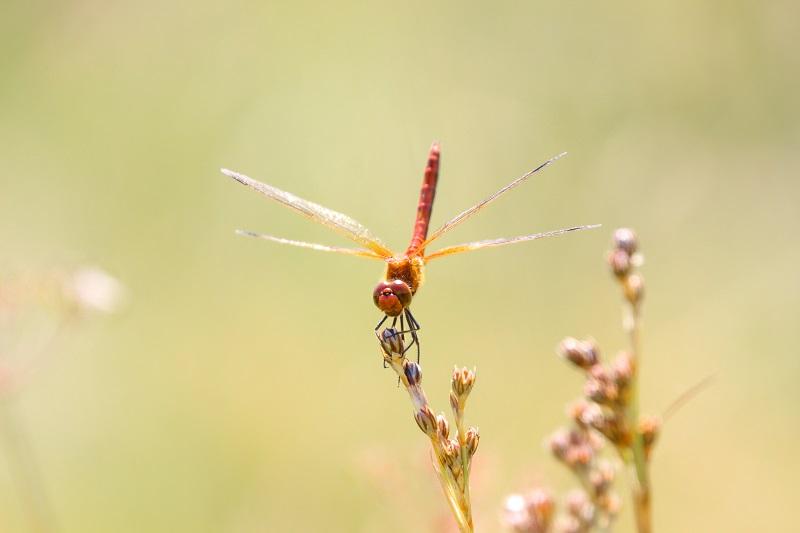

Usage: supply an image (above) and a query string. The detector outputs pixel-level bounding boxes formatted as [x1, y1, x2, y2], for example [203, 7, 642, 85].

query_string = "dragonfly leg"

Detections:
[403, 308, 422, 363]
[374, 314, 389, 331]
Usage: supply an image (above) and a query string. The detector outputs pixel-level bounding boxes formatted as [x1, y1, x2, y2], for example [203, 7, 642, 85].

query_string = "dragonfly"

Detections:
[223, 143, 598, 360]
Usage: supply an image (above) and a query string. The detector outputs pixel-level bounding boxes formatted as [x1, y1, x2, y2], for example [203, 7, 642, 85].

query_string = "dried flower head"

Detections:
[558, 337, 599, 369]
[65, 267, 126, 314]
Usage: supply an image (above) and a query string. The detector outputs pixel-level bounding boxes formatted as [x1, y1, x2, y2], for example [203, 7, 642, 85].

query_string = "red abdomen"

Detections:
[405, 142, 440, 256]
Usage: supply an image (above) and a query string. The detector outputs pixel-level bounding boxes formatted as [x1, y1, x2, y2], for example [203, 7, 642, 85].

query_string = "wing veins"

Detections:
[419, 152, 567, 250]
[236, 230, 385, 259]
[424, 224, 600, 261]
[223, 168, 394, 258]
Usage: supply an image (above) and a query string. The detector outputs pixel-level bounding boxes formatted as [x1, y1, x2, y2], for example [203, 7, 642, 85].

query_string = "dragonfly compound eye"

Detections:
[372, 280, 413, 317]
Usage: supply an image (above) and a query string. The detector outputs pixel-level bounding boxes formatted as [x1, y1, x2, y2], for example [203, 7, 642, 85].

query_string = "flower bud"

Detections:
[548, 429, 571, 460]
[414, 405, 437, 435]
[379, 328, 404, 355]
[451, 366, 476, 398]
[640, 414, 661, 459]
[558, 337, 599, 369]
[436, 414, 450, 441]
[528, 488, 555, 528]
[624, 273, 644, 305]
[565, 489, 595, 524]
[589, 459, 615, 494]
[612, 351, 634, 389]
[607, 248, 632, 277]
[465, 427, 480, 456]
[613, 228, 638, 255]
[556, 516, 581, 533]
[444, 439, 462, 469]
[567, 399, 591, 424]
[403, 360, 422, 386]
[605, 491, 622, 515]
[449, 391, 460, 415]
[585, 365, 619, 405]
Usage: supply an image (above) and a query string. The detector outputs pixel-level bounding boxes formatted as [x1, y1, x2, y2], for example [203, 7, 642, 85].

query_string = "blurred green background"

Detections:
[1, 1, 798, 531]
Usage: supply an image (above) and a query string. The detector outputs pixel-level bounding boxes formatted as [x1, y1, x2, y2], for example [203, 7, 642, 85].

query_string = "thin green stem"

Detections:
[454, 414, 473, 531]
[624, 302, 652, 533]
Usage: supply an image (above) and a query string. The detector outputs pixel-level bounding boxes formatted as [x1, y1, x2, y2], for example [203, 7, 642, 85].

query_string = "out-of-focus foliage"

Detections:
[0, 1, 797, 531]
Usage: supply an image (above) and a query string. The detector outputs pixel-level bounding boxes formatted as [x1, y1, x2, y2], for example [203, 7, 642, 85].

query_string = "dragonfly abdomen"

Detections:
[406, 142, 440, 256]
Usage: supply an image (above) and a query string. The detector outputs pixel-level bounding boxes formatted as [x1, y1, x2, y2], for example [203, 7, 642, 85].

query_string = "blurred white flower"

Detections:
[67, 267, 126, 313]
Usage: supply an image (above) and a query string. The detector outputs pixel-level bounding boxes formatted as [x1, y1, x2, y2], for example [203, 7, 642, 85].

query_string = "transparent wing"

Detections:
[223, 168, 395, 258]
[423, 224, 600, 261]
[418, 152, 567, 250]
[236, 230, 386, 259]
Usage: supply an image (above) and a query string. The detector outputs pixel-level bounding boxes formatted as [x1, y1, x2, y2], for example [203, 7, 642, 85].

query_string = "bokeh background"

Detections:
[1, 1, 798, 531]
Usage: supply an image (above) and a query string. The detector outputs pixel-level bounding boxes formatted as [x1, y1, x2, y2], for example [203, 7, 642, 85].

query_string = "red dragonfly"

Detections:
[223, 143, 598, 358]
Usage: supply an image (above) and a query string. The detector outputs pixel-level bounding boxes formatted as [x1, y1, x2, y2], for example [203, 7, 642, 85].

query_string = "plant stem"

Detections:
[624, 302, 651, 533]
[454, 409, 473, 531]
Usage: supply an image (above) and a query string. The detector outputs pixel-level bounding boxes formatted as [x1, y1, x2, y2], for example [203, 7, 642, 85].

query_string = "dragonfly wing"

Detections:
[418, 152, 567, 250]
[223, 168, 395, 258]
[236, 230, 386, 259]
[423, 224, 600, 261]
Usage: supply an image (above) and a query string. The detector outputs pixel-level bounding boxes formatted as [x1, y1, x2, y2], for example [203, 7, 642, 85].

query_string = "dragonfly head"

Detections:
[373, 279, 412, 317]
